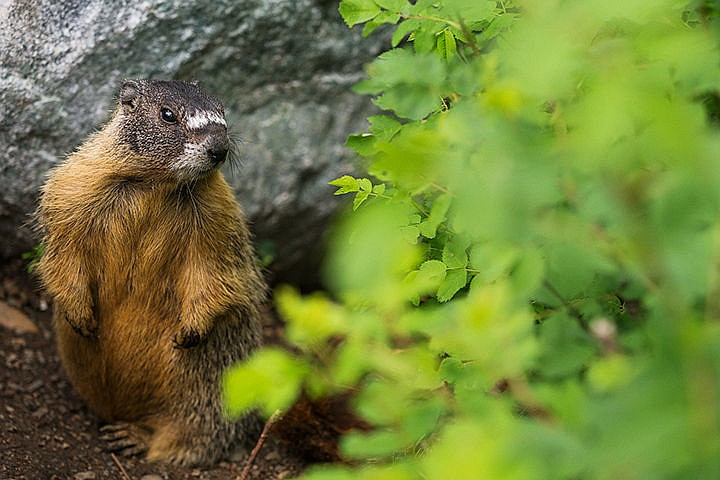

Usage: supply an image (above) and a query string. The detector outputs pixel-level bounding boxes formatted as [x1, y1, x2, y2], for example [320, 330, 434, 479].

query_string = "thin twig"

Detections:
[238, 410, 282, 480]
[111, 452, 132, 480]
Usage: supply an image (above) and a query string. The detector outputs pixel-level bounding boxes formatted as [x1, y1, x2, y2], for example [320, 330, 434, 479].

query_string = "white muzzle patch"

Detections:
[173, 141, 214, 181]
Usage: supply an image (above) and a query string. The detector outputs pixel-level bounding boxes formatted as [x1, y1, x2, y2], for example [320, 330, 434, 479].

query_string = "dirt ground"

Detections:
[0, 258, 308, 480]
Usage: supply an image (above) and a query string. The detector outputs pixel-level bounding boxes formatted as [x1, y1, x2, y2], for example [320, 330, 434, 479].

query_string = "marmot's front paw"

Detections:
[62, 304, 97, 338]
[172, 326, 204, 349]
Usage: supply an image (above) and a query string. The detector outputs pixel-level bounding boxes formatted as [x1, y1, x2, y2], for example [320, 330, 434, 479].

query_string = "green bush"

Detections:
[225, 1, 720, 478]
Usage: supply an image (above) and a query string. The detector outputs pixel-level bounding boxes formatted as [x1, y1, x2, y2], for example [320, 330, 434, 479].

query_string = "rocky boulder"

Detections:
[0, 0, 383, 285]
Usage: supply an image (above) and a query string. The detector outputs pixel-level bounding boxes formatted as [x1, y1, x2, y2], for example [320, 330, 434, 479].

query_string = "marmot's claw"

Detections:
[172, 327, 203, 349]
[100, 422, 148, 458]
[63, 311, 98, 338]
[70, 322, 97, 338]
[100, 422, 129, 438]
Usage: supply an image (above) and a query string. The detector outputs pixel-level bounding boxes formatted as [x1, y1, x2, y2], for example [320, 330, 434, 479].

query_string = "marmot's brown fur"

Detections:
[35, 79, 266, 466]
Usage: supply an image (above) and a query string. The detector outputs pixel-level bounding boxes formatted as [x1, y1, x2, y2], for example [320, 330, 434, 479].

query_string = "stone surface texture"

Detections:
[0, 0, 382, 284]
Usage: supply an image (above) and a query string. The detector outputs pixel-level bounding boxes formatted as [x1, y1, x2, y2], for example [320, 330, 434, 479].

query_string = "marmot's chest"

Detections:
[93, 199, 199, 306]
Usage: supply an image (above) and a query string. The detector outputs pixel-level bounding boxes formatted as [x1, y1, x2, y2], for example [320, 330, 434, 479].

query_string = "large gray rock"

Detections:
[0, 0, 383, 285]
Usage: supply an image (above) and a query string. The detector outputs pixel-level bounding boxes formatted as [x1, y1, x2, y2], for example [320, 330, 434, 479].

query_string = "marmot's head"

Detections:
[116, 79, 230, 182]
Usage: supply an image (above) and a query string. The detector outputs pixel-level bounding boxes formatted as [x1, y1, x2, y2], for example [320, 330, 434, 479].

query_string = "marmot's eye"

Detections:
[160, 108, 178, 124]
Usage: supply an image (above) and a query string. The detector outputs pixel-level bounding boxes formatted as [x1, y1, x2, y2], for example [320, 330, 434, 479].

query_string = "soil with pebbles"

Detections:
[0, 258, 307, 480]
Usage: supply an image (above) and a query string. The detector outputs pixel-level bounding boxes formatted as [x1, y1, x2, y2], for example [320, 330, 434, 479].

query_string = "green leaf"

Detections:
[223, 348, 308, 417]
[362, 49, 446, 120]
[442, 0, 497, 20]
[362, 10, 401, 37]
[442, 236, 469, 269]
[22, 243, 45, 273]
[346, 133, 378, 156]
[339, 0, 382, 27]
[277, 287, 347, 347]
[301, 468, 355, 480]
[587, 355, 633, 392]
[408, 0, 438, 11]
[326, 202, 421, 301]
[546, 243, 615, 301]
[537, 313, 597, 379]
[417, 222, 436, 239]
[359, 48, 446, 91]
[374, 0, 407, 10]
[469, 242, 518, 285]
[419, 259, 447, 279]
[407, 260, 447, 299]
[436, 29, 457, 61]
[342, 430, 408, 458]
[348, 178, 375, 210]
[374, 86, 442, 120]
[418, 194, 452, 239]
[437, 268, 467, 302]
[413, 25, 441, 54]
[476, 12, 517, 47]
[392, 18, 420, 47]
[510, 248, 545, 297]
[368, 114, 403, 140]
[329, 175, 361, 195]
[354, 190, 371, 210]
[399, 224, 420, 244]
[359, 177, 373, 192]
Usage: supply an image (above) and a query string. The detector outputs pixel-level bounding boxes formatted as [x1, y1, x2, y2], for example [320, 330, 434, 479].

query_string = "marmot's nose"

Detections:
[208, 146, 228, 165]
[207, 137, 229, 165]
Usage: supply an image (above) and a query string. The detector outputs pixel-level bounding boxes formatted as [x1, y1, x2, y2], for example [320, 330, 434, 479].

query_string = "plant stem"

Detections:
[239, 410, 281, 480]
[398, 13, 462, 31]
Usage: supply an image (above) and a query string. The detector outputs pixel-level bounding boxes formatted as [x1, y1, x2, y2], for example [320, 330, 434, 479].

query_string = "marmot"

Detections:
[35, 79, 266, 466]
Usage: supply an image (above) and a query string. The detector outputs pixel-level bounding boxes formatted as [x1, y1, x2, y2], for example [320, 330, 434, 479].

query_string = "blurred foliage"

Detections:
[225, 0, 720, 478]
[22, 243, 45, 273]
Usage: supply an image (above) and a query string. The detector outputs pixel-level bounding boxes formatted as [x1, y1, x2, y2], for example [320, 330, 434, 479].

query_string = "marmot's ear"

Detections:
[120, 79, 141, 112]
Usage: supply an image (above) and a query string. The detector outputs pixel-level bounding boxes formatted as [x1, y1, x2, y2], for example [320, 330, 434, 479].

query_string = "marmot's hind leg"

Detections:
[142, 416, 229, 467]
[100, 418, 217, 466]
[145, 413, 263, 467]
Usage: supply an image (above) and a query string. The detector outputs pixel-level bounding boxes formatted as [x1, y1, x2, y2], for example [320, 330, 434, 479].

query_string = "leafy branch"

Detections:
[225, 2, 720, 479]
